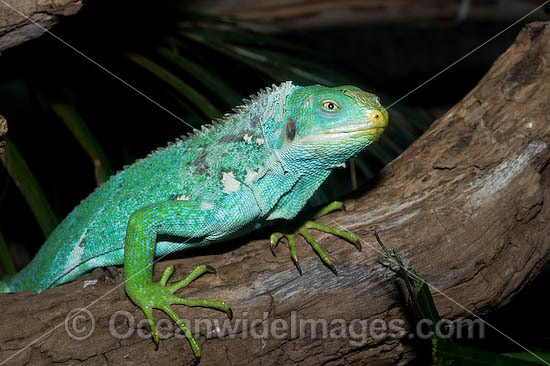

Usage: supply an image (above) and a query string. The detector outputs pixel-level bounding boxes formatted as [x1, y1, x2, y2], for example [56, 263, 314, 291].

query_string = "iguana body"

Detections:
[0, 82, 388, 359]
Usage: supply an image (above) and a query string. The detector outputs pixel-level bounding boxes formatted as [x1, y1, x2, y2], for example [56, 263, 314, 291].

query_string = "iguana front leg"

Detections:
[124, 195, 259, 361]
[270, 201, 360, 275]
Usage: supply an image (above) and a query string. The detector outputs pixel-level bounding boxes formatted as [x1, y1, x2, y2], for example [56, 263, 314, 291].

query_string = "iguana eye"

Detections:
[322, 101, 339, 111]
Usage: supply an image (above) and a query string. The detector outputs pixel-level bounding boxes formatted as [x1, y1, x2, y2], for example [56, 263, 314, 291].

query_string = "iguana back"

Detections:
[1, 82, 295, 292]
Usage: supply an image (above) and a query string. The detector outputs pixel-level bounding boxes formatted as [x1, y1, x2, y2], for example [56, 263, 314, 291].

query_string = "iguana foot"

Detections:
[127, 265, 232, 361]
[270, 201, 360, 275]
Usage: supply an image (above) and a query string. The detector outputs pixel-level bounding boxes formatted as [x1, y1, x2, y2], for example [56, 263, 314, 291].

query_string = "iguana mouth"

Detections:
[348, 126, 385, 138]
[321, 125, 386, 139]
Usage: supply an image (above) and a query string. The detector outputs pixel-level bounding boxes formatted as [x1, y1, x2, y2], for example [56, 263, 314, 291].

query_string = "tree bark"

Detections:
[0, 115, 6, 155]
[1, 21, 549, 366]
[184, 0, 549, 33]
[0, 0, 83, 53]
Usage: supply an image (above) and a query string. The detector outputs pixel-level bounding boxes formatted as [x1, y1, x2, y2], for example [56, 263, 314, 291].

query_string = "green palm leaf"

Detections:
[51, 101, 114, 185]
[127, 53, 222, 120]
[1, 137, 57, 237]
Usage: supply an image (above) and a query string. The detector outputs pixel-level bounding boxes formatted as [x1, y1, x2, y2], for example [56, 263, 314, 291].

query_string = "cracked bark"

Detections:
[0, 0, 83, 53]
[1, 21, 550, 366]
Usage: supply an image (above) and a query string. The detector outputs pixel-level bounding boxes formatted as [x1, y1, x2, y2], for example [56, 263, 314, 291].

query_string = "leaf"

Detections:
[0, 230, 15, 274]
[503, 351, 550, 363]
[379, 93, 431, 133]
[1, 137, 58, 237]
[243, 48, 349, 85]
[353, 156, 375, 179]
[433, 338, 546, 366]
[365, 143, 395, 165]
[180, 34, 304, 83]
[157, 47, 243, 107]
[181, 28, 309, 54]
[127, 53, 222, 120]
[50, 102, 114, 185]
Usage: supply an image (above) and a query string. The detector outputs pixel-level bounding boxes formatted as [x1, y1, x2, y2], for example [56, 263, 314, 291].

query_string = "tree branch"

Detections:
[184, 0, 549, 33]
[0, 115, 6, 155]
[0, 0, 83, 53]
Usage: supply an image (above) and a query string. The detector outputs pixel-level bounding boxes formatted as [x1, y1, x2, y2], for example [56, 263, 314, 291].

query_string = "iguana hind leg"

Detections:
[270, 201, 360, 275]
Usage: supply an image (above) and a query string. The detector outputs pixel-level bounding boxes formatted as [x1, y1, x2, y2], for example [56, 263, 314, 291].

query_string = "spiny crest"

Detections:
[213, 82, 292, 131]
[178, 81, 294, 142]
[56, 82, 298, 225]
[93, 82, 295, 192]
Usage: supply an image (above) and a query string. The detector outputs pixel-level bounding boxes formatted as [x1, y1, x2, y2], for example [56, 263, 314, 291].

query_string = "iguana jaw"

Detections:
[302, 107, 389, 143]
[342, 106, 387, 140]
[325, 125, 385, 139]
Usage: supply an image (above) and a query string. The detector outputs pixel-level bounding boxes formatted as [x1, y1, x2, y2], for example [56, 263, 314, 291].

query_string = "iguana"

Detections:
[0, 82, 388, 360]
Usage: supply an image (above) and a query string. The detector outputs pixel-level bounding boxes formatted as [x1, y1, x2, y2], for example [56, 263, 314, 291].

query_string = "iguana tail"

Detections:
[0, 276, 12, 293]
[0, 271, 34, 293]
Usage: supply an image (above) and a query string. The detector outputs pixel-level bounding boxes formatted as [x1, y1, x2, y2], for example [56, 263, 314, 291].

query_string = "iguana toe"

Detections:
[127, 264, 231, 359]
[269, 201, 359, 275]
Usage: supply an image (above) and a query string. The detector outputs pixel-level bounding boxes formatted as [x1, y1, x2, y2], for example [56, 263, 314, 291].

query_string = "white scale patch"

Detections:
[222, 172, 241, 193]
[63, 229, 88, 274]
[176, 194, 190, 201]
[256, 138, 265, 145]
[200, 201, 214, 210]
[243, 134, 253, 143]
[245, 169, 259, 185]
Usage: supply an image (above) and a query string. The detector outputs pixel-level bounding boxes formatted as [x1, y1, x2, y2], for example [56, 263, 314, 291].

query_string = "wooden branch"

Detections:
[0, 0, 83, 53]
[184, 0, 549, 33]
[0, 115, 6, 155]
[1, 21, 549, 366]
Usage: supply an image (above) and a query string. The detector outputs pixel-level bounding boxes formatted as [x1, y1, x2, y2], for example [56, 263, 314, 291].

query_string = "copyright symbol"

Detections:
[65, 308, 95, 340]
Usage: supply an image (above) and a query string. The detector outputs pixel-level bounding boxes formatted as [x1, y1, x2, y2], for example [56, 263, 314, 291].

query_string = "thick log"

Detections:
[0, 21, 549, 366]
[0, 0, 83, 53]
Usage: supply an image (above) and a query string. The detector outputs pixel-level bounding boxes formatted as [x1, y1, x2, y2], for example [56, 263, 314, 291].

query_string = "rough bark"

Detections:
[0, 0, 83, 53]
[184, 0, 548, 32]
[1, 21, 549, 366]
[0, 115, 6, 155]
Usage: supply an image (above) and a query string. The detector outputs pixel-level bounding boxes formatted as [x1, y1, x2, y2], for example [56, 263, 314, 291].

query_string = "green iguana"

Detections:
[0, 82, 388, 360]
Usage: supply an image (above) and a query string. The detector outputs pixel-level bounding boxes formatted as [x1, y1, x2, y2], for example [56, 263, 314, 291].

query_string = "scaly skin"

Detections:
[0, 82, 388, 359]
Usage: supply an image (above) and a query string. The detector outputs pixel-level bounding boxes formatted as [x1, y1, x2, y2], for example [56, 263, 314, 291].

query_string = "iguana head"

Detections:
[278, 84, 388, 170]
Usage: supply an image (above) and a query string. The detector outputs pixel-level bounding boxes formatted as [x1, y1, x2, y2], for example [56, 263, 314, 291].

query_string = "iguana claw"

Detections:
[269, 232, 284, 256]
[270, 201, 360, 275]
